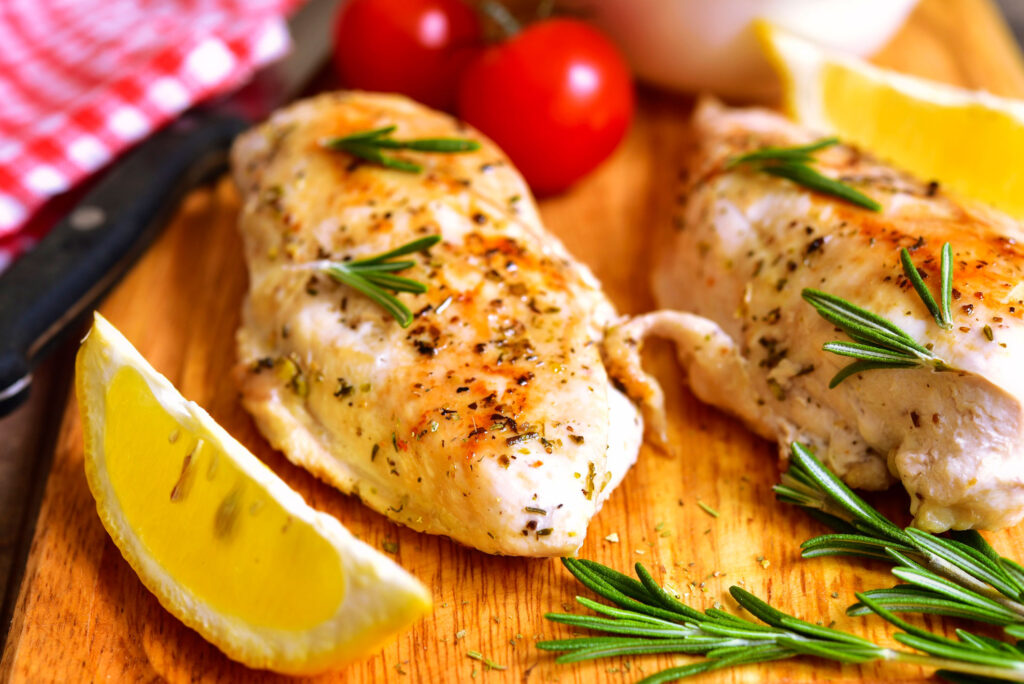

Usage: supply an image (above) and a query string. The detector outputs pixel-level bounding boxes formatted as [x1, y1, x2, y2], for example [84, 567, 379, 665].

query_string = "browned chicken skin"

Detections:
[231, 92, 643, 556]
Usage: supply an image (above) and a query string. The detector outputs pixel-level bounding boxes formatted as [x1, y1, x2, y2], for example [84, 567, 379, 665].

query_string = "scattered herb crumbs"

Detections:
[524, 506, 547, 515]
[395, 664, 407, 675]
[984, 324, 995, 341]
[604, 532, 619, 543]
[467, 651, 507, 671]
[382, 540, 398, 554]
[697, 500, 719, 518]
[455, 629, 467, 641]
[831, 591, 839, 598]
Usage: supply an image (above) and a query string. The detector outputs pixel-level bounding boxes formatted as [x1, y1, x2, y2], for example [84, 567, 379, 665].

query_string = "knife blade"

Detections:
[0, 0, 342, 415]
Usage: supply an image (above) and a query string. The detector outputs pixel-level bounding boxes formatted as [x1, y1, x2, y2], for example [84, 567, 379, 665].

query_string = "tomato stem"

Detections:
[478, 0, 521, 39]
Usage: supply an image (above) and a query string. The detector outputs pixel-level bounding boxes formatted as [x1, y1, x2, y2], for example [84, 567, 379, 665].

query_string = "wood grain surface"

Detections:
[4, 0, 1024, 681]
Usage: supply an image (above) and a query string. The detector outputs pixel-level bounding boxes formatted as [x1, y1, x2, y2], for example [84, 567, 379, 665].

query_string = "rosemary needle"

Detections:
[322, 125, 480, 173]
[728, 138, 881, 212]
[323, 235, 440, 328]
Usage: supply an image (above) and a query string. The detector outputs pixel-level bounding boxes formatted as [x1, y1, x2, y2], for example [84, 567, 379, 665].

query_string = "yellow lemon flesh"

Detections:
[77, 313, 431, 674]
[760, 23, 1024, 218]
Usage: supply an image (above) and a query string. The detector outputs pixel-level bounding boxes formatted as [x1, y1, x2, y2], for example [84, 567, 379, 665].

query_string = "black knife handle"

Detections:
[0, 109, 249, 414]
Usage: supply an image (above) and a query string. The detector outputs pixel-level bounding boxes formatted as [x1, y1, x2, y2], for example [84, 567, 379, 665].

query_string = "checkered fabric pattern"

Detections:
[0, 0, 304, 271]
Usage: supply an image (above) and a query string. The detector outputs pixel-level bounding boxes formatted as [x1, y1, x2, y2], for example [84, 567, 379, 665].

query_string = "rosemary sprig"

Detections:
[728, 138, 881, 211]
[540, 556, 1024, 682]
[802, 241, 955, 387]
[323, 235, 440, 328]
[322, 125, 480, 173]
[775, 443, 1024, 630]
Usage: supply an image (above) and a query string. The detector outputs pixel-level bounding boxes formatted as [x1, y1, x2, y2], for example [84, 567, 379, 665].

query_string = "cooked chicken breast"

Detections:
[230, 92, 642, 557]
[609, 99, 1024, 532]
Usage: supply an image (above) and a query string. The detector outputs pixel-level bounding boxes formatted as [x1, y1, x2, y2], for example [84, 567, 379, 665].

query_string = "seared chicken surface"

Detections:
[611, 100, 1024, 533]
[231, 92, 642, 556]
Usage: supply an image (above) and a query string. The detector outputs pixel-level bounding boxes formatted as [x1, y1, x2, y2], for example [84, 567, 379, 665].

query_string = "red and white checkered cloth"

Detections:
[0, 0, 305, 271]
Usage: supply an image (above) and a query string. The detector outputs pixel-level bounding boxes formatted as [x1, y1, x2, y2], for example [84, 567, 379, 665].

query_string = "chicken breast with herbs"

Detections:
[609, 99, 1024, 532]
[230, 92, 642, 557]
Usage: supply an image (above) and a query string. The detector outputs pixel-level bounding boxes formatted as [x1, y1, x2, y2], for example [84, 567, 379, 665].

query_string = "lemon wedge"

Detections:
[759, 23, 1024, 218]
[76, 312, 431, 674]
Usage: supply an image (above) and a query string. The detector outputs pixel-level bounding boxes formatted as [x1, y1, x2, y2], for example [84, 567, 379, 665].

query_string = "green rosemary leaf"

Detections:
[891, 566, 1014, 615]
[726, 137, 839, 167]
[895, 633, 1024, 669]
[697, 622, 783, 641]
[761, 163, 882, 211]
[335, 139, 423, 172]
[351, 235, 442, 264]
[789, 443, 909, 543]
[323, 127, 479, 173]
[375, 137, 481, 152]
[361, 272, 429, 294]
[325, 266, 415, 327]
[829, 359, 920, 388]
[905, 528, 1024, 600]
[775, 637, 881, 664]
[951, 530, 1024, 598]
[821, 340, 920, 363]
[333, 125, 396, 141]
[634, 562, 706, 621]
[573, 596, 683, 625]
[901, 247, 948, 328]
[800, 533, 913, 561]
[957, 629, 1024, 656]
[569, 558, 653, 605]
[535, 635, 637, 651]
[1000, 558, 1024, 597]
[857, 591, 978, 646]
[703, 608, 777, 632]
[550, 637, 710, 663]
[802, 288, 931, 358]
[634, 660, 720, 683]
[344, 260, 416, 273]
[848, 588, 1018, 624]
[941, 242, 954, 327]
[544, 613, 690, 638]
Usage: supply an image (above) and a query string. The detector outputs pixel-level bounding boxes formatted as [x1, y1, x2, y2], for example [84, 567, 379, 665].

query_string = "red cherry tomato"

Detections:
[457, 19, 633, 195]
[332, 0, 482, 111]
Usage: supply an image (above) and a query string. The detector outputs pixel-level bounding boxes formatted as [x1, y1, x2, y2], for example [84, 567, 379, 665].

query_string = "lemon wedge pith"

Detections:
[759, 23, 1024, 218]
[77, 312, 431, 674]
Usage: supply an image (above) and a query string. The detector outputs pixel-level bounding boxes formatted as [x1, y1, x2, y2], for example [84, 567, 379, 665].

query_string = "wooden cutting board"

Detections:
[5, 0, 1024, 681]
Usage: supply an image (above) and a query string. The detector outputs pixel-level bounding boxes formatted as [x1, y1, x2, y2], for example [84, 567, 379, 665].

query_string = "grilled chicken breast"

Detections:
[610, 99, 1024, 532]
[230, 92, 642, 557]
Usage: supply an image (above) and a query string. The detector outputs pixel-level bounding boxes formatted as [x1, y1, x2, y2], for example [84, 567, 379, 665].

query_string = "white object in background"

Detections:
[572, 0, 919, 100]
